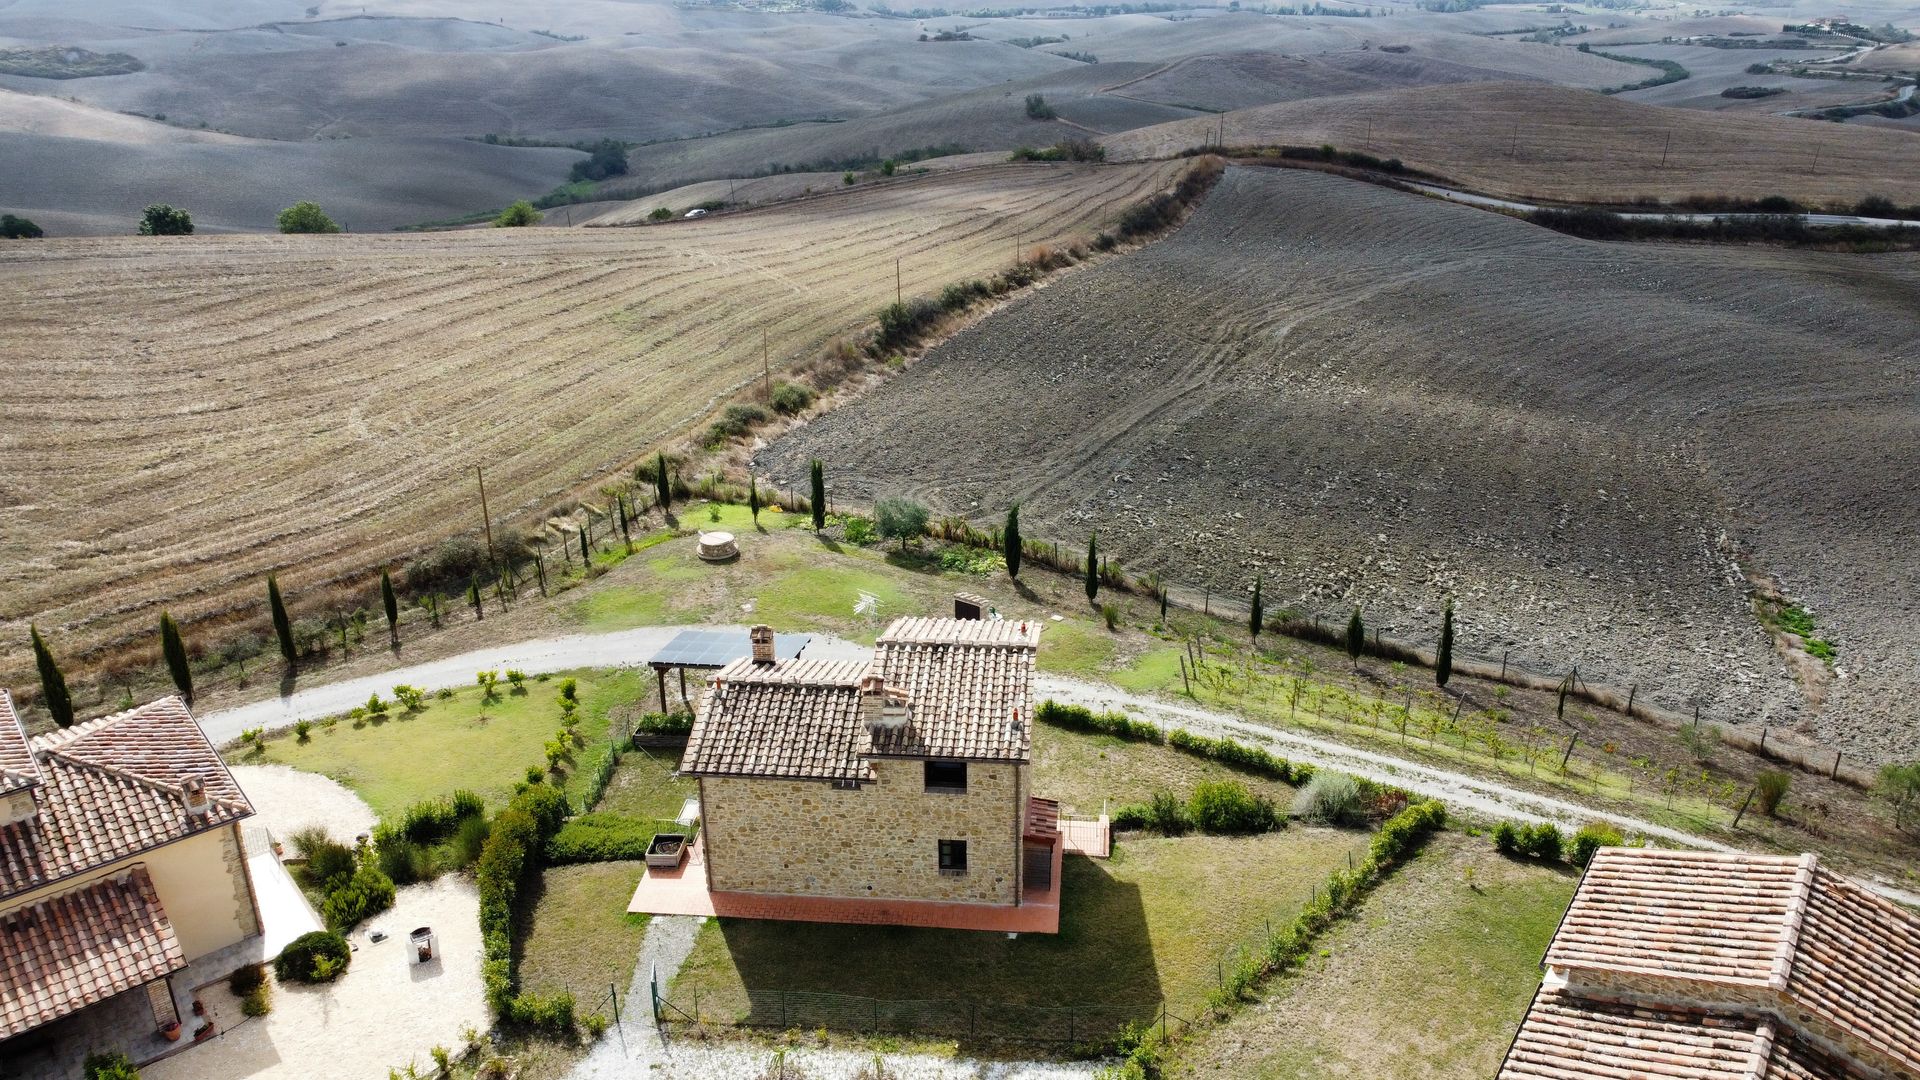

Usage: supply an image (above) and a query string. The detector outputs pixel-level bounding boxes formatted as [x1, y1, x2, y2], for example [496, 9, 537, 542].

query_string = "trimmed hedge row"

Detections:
[478, 783, 569, 1025]
[1037, 700, 1312, 785]
[1495, 820, 1623, 868]
[545, 814, 682, 864]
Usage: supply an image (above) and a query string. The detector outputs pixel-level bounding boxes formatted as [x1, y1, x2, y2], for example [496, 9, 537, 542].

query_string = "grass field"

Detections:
[518, 862, 652, 1009]
[670, 829, 1374, 1030]
[231, 667, 641, 818]
[0, 159, 1182, 681]
[592, 746, 696, 819]
[1105, 81, 1920, 204]
[1174, 832, 1575, 1079]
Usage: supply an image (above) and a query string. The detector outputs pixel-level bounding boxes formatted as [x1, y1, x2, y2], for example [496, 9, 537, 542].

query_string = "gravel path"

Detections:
[227, 764, 378, 842]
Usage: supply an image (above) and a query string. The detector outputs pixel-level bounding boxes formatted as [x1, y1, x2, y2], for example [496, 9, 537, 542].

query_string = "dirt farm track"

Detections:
[0, 161, 1182, 676]
[764, 166, 1920, 763]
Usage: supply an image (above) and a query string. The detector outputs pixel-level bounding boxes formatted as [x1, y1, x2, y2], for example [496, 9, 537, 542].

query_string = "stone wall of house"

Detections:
[702, 759, 1025, 904]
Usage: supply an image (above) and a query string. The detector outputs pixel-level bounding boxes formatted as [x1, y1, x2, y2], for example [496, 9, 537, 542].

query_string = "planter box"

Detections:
[646, 833, 689, 869]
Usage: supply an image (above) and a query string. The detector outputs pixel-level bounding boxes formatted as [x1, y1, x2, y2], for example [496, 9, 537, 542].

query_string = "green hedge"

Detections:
[546, 814, 682, 864]
[1038, 699, 1313, 786]
[319, 866, 395, 929]
[633, 711, 693, 737]
[1038, 700, 1164, 743]
[477, 783, 570, 1017]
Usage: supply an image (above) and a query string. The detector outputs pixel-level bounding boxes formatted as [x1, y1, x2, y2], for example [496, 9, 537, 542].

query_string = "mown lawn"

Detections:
[1031, 723, 1297, 819]
[518, 862, 652, 1010]
[592, 746, 696, 819]
[671, 828, 1371, 1028]
[1174, 831, 1575, 1080]
[232, 668, 642, 818]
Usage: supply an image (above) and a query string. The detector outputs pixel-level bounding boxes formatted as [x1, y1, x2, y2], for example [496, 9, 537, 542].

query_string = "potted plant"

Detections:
[159, 1019, 182, 1041]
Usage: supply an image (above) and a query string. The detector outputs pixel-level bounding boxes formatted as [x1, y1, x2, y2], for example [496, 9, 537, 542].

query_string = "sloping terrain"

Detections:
[761, 166, 1920, 761]
[0, 90, 581, 234]
[1106, 49, 1572, 113]
[1105, 82, 1920, 204]
[0, 160, 1184, 672]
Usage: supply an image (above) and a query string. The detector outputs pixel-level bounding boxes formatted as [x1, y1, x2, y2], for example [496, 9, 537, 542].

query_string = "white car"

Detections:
[684, 208, 708, 219]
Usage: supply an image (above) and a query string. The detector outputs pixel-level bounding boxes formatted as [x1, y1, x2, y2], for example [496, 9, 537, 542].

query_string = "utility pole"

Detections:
[476, 466, 498, 572]
[762, 328, 771, 399]
[1810, 145, 1821, 174]
[1660, 129, 1672, 168]
[1365, 116, 1373, 150]
[895, 256, 902, 307]
[1509, 124, 1519, 158]
[1014, 231, 1021, 267]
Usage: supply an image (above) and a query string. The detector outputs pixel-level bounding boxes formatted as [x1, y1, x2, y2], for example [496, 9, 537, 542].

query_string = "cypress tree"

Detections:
[579, 527, 590, 564]
[30, 625, 74, 728]
[1436, 601, 1455, 689]
[268, 574, 295, 666]
[1084, 533, 1099, 605]
[1004, 503, 1021, 580]
[619, 495, 633, 552]
[1346, 606, 1365, 670]
[809, 459, 826, 532]
[468, 578, 483, 621]
[654, 451, 671, 513]
[1160, 586, 1169, 624]
[749, 476, 762, 525]
[381, 569, 399, 645]
[1249, 578, 1263, 641]
[159, 611, 193, 705]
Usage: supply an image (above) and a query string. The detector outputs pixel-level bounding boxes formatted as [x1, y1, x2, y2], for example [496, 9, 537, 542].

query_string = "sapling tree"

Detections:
[30, 625, 73, 727]
[160, 611, 193, 704]
[874, 497, 929, 550]
[1004, 503, 1021, 580]
[467, 578, 483, 621]
[1436, 601, 1454, 689]
[1346, 606, 1365, 670]
[268, 573, 296, 666]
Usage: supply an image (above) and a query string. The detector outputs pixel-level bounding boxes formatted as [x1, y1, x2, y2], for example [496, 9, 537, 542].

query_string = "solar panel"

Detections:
[648, 628, 810, 668]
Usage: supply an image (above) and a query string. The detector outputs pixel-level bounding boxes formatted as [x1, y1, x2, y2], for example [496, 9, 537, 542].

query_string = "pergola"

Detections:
[646, 628, 811, 713]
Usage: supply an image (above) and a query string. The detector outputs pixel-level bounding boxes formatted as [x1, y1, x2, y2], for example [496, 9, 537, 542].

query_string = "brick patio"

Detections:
[628, 833, 1083, 934]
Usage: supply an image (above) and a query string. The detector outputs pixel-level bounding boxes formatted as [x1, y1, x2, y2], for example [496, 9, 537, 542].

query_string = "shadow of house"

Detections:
[696, 854, 1159, 1051]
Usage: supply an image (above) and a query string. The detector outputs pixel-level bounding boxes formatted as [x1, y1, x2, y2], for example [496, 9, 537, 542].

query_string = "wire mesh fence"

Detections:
[651, 983, 1172, 1047]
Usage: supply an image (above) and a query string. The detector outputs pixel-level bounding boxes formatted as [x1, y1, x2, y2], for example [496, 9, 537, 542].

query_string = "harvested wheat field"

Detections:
[1105, 82, 1920, 205]
[761, 165, 1920, 762]
[0, 160, 1183, 675]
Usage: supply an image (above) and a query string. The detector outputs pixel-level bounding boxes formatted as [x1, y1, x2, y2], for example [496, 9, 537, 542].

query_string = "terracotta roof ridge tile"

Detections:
[1769, 853, 1818, 992]
[1744, 1020, 1779, 1080]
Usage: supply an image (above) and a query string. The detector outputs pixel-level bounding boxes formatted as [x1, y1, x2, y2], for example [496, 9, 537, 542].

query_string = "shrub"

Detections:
[276, 201, 340, 234]
[406, 536, 489, 594]
[296, 835, 356, 890]
[508, 990, 577, 1037]
[376, 838, 432, 885]
[1292, 771, 1365, 826]
[1188, 780, 1278, 834]
[1756, 770, 1791, 816]
[478, 783, 570, 1014]
[1, 213, 44, 239]
[770, 380, 815, 414]
[275, 930, 352, 983]
[632, 711, 694, 737]
[1035, 701, 1163, 743]
[1101, 602, 1120, 630]
[876, 296, 942, 349]
[1166, 729, 1298, 783]
[706, 402, 772, 445]
[138, 204, 193, 236]
[84, 1051, 139, 1080]
[294, 719, 313, 743]
[1493, 820, 1519, 856]
[842, 515, 876, 545]
[320, 866, 396, 929]
[1569, 823, 1623, 867]
[1497, 821, 1564, 862]
[240, 985, 271, 1017]
[568, 138, 629, 183]
[494, 200, 541, 227]
[397, 790, 486, 844]
[454, 814, 492, 865]
[648, 206, 672, 221]
[874, 497, 930, 549]
[1024, 93, 1057, 119]
[546, 814, 677, 863]
[228, 963, 266, 995]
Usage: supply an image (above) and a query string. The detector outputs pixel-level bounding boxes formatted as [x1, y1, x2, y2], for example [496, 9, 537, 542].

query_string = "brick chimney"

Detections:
[181, 776, 212, 819]
[861, 674, 910, 731]
[750, 624, 775, 665]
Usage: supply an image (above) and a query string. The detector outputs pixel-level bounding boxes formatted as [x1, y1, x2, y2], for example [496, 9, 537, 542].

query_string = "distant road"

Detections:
[1403, 179, 1920, 230]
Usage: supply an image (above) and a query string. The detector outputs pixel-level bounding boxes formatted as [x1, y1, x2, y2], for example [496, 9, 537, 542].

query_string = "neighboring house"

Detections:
[0, 692, 262, 1044]
[1499, 848, 1919, 1080]
[676, 618, 1069, 929]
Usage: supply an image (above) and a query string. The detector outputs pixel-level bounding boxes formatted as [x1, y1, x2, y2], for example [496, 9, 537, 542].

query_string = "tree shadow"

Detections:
[696, 856, 1158, 1056]
[815, 535, 845, 555]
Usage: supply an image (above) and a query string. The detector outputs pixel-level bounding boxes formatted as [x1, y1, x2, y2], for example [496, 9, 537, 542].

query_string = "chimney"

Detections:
[181, 776, 212, 819]
[750, 624, 775, 665]
[861, 674, 909, 731]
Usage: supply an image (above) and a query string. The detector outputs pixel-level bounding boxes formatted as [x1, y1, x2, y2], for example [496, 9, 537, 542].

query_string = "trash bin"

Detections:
[409, 926, 435, 964]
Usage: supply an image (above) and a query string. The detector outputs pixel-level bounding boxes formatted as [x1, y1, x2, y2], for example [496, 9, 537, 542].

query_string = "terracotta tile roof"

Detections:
[0, 691, 38, 795]
[681, 659, 874, 781]
[1505, 848, 1920, 1080]
[1500, 993, 1767, 1080]
[0, 866, 185, 1039]
[0, 697, 252, 901]
[866, 617, 1037, 762]
[679, 618, 1039, 781]
[1546, 848, 1811, 988]
[1784, 868, 1920, 1077]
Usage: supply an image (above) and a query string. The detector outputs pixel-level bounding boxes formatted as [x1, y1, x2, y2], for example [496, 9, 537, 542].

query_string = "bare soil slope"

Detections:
[761, 166, 1920, 761]
[1105, 82, 1920, 204]
[0, 161, 1182, 671]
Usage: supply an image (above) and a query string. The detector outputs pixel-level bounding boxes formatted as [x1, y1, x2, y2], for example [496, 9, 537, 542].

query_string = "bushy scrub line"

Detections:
[1100, 800, 1449, 1079]
[478, 782, 573, 1034]
[546, 813, 683, 863]
[1036, 700, 1312, 785]
[1493, 819, 1622, 867]
[1527, 206, 1920, 251]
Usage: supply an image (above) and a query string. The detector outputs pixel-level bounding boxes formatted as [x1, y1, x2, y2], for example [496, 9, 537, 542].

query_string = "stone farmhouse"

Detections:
[0, 692, 262, 1049]
[1499, 847, 1919, 1080]
[638, 617, 1099, 933]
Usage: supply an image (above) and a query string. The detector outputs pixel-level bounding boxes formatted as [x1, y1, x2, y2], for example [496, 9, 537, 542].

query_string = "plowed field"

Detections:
[0, 161, 1183, 671]
[761, 166, 1920, 761]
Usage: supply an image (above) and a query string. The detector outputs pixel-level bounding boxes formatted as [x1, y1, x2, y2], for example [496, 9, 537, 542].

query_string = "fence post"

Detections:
[1068, 1009, 1075, 1044]
[1832, 750, 1842, 780]
[1500, 650, 1509, 679]
[781, 990, 787, 1028]
[1625, 684, 1637, 717]
[1733, 786, 1755, 828]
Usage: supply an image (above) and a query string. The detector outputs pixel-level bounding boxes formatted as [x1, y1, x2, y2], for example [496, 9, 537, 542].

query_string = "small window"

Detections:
[938, 839, 968, 874]
[831, 779, 862, 791]
[924, 760, 968, 793]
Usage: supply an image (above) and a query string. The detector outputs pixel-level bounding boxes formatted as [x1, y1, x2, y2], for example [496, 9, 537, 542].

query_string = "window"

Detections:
[938, 839, 968, 875]
[831, 779, 862, 791]
[924, 760, 968, 793]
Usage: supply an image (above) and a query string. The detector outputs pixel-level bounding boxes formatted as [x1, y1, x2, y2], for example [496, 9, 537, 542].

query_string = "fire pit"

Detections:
[409, 926, 436, 963]
[646, 833, 688, 869]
